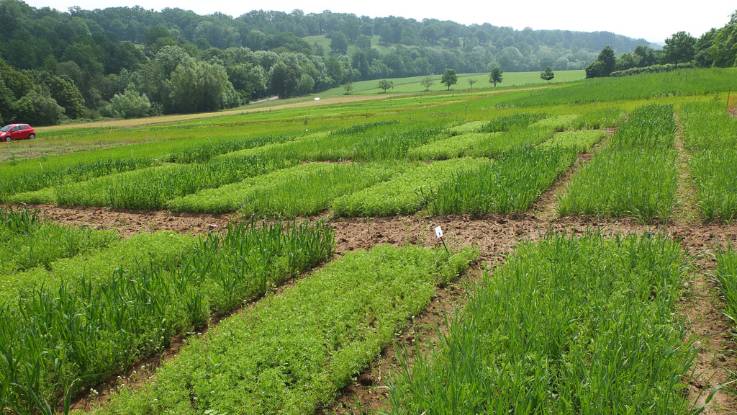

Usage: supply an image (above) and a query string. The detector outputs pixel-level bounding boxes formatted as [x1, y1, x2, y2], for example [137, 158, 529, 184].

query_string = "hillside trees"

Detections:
[663, 31, 696, 64]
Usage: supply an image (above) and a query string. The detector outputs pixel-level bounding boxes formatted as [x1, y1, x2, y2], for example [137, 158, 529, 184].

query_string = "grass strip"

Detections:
[558, 104, 677, 223]
[541, 129, 606, 152]
[717, 249, 737, 328]
[87, 244, 478, 415]
[391, 233, 693, 414]
[332, 158, 489, 217]
[169, 162, 402, 215]
[408, 133, 501, 160]
[429, 148, 576, 215]
[10, 157, 293, 210]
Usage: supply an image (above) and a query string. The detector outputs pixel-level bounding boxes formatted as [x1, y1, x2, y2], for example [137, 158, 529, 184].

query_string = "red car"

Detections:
[0, 124, 36, 142]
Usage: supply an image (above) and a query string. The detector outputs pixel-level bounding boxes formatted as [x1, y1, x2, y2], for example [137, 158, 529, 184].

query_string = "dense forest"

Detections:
[585, 12, 737, 78]
[0, 1, 731, 125]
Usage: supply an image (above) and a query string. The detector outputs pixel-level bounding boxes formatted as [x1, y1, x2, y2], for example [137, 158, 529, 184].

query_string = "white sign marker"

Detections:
[434, 226, 444, 239]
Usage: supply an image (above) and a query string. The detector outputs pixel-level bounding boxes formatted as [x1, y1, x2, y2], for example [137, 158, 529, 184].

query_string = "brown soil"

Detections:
[13, 204, 236, 237]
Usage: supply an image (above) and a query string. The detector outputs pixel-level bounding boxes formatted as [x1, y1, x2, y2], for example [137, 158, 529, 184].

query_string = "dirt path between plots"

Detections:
[673, 114, 702, 226]
[531, 128, 613, 222]
[673, 113, 737, 413]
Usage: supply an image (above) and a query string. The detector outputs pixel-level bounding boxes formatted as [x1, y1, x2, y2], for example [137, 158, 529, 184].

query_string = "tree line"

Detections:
[0, 0, 654, 125]
[586, 12, 737, 78]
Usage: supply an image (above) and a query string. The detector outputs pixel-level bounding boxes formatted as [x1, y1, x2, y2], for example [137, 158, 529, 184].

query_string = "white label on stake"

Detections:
[434, 226, 444, 239]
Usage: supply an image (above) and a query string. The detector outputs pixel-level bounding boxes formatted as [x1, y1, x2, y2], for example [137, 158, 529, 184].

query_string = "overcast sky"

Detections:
[26, 0, 737, 43]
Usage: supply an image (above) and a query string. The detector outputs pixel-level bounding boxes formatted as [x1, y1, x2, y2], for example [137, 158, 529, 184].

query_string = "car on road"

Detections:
[0, 124, 36, 142]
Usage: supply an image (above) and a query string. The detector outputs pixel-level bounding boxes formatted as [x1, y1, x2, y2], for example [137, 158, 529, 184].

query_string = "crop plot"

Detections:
[429, 148, 576, 215]
[558, 104, 677, 223]
[0, 208, 118, 275]
[541, 129, 606, 152]
[332, 158, 489, 216]
[0, 231, 195, 305]
[0, 222, 334, 414]
[408, 133, 501, 160]
[11, 157, 294, 210]
[170, 162, 400, 215]
[682, 102, 737, 222]
[446, 120, 486, 134]
[391, 234, 693, 414]
[530, 113, 580, 130]
[717, 250, 737, 327]
[466, 125, 557, 156]
[88, 244, 477, 415]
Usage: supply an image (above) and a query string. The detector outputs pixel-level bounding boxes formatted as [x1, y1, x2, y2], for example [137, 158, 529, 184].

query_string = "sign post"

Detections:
[434, 226, 449, 253]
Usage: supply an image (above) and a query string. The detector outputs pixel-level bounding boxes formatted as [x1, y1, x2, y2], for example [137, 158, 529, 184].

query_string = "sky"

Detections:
[26, 0, 737, 43]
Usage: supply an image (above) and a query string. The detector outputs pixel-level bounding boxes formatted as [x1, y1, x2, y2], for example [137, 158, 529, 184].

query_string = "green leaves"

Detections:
[93, 245, 477, 414]
[392, 234, 693, 414]
[559, 105, 678, 223]
[0, 222, 334, 413]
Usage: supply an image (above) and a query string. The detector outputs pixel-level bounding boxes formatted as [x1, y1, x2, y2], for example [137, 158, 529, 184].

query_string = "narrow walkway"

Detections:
[674, 112, 737, 414]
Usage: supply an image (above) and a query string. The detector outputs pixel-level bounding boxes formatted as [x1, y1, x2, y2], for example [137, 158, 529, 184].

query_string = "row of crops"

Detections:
[3, 204, 737, 413]
[3, 114, 612, 218]
[558, 104, 678, 223]
[682, 102, 737, 222]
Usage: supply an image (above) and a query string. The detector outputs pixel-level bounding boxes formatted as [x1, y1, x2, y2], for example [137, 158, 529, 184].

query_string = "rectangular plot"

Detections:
[169, 162, 400, 215]
[530, 114, 580, 130]
[408, 133, 501, 160]
[446, 120, 486, 134]
[541, 130, 606, 152]
[91, 244, 478, 415]
[429, 148, 576, 215]
[239, 163, 400, 218]
[333, 158, 490, 217]
[690, 150, 737, 222]
[0, 231, 195, 305]
[10, 158, 291, 210]
[466, 126, 557, 157]
[391, 234, 692, 414]
[0, 209, 119, 275]
[717, 250, 737, 327]
[558, 104, 677, 223]
[681, 102, 737, 222]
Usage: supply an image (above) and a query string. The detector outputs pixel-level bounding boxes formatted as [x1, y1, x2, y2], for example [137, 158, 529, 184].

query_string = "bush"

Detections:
[110, 87, 152, 119]
[611, 63, 694, 77]
[12, 90, 65, 125]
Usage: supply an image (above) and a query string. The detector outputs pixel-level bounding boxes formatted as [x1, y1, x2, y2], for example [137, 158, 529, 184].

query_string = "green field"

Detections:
[316, 70, 585, 97]
[2, 67, 737, 414]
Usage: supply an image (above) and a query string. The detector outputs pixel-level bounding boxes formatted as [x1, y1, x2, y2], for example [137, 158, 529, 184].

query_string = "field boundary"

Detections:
[673, 113, 702, 225]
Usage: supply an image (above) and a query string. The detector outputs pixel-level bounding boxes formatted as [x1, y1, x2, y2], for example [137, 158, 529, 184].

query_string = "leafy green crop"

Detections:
[0, 208, 119, 275]
[88, 244, 478, 415]
[332, 158, 489, 216]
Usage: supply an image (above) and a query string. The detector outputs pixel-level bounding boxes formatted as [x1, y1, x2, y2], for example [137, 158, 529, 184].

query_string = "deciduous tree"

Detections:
[441, 69, 458, 90]
[489, 67, 503, 87]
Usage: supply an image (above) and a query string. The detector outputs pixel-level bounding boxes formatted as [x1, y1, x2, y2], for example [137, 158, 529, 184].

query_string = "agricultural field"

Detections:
[2, 67, 737, 415]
